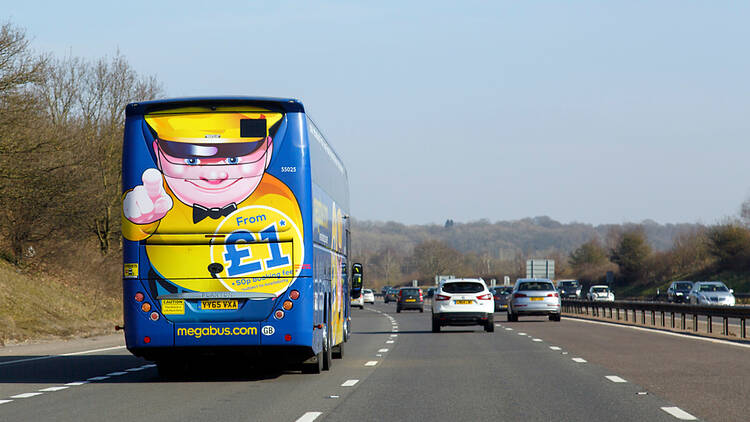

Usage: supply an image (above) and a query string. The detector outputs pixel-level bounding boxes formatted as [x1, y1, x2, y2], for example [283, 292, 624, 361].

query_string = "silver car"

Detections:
[688, 281, 735, 306]
[507, 278, 561, 322]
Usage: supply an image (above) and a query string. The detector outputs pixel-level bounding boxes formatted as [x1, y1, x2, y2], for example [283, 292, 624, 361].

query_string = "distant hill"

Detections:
[352, 216, 703, 260]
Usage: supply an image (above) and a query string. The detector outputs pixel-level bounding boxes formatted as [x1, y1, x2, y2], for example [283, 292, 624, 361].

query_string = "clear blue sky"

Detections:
[8, 1, 750, 225]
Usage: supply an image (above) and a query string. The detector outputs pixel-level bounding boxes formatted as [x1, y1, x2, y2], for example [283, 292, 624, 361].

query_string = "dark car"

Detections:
[397, 288, 424, 313]
[667, 281, 693, 303]
[426, 287, 436, 299]
[491, 286, 513, 311]
[556, 279, 582, 299]
[384, 288, 399, 303]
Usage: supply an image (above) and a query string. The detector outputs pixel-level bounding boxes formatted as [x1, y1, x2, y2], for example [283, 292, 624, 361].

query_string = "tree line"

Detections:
[352, 216, 750, 293]
[0, 22, 160, 264]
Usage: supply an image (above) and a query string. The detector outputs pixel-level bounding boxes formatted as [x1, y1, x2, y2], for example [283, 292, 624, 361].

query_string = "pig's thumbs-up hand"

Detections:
[123, 168, 173, 224]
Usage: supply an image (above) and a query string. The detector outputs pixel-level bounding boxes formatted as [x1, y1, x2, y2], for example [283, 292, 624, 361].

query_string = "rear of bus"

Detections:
[121, 97, 319, 368]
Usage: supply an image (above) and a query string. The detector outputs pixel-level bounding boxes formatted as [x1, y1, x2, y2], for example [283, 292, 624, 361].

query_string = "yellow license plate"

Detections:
[201, 300, 238, 310]
[406, 299, 416, 302]
[455, 300, 473, 304]
[530, 297, 544, 301]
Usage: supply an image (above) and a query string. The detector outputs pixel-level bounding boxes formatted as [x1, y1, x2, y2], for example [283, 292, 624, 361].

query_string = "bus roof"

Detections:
[126, 96, 305, 116]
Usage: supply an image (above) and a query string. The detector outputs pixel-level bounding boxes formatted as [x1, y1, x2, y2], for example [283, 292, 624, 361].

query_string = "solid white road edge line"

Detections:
[341, 379, 359, 387]
[295, 411, 323, 422]
[660, 407, 698, 420]
[0, 345, 127, 367]
[605, 375, 627, 383]
[567, 317, 750, 350]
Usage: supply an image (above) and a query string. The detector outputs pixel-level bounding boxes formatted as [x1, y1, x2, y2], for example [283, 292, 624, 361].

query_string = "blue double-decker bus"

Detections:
[121, 97, 359, 375]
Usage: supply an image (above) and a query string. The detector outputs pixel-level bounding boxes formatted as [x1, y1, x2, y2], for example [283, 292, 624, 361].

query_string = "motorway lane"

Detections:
[328, 303, 691, 422]
[504, 314, 750, 422]
[0, 303, 722, 422]
[0, 309, 393, 422]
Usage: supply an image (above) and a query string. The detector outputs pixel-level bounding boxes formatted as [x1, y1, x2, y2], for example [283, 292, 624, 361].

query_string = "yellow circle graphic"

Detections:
[210, 205, 304, 295]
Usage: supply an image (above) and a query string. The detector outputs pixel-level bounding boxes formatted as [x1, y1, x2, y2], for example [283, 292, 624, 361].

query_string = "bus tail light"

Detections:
[149, 312, 160, 321]
[289, 290, 300, 300]
[144, 336, 151, 344]
[284, 334, 292, 342]
[274, 310, 285, 320]
[134, 292, 144, 302]
[283, 300, 293, 310]
[141, 302, 151, 312]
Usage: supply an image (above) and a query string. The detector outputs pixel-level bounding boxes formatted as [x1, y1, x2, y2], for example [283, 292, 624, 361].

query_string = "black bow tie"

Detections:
[192, 203, 237, 223]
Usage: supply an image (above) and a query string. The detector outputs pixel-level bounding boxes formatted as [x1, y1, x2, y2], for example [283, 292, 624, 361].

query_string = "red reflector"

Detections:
[289, 290, 300, 300]
[143, 336, 151, 344]
[435, 294, 451, 301]
[284, 334, 292, 342]
[134, 292, 144, 302]
[513, 293, 527, 298]
[149, 312, 159, 321]
[275, 310, 285, 319]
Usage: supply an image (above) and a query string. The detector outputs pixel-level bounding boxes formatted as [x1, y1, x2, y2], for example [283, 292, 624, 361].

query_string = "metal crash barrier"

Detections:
[561, 299, 750, 339]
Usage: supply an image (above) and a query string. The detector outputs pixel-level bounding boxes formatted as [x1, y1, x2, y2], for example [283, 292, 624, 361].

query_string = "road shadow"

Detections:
[0, 355, 286, 384]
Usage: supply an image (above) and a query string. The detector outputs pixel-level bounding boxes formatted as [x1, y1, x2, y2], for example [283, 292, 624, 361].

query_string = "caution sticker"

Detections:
[161, 299, 185, 315]
[123, 263, 138, 278]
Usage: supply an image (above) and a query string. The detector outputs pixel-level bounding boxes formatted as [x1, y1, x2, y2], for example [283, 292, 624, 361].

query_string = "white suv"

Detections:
[431, 278, 494, 332]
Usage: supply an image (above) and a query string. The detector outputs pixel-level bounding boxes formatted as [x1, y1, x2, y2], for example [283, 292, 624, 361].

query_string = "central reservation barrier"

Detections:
[561, 299, 750, 339]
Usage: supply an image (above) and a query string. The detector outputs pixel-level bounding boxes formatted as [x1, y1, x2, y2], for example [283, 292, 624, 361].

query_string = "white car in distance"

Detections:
[431, 278, 495, 333]
[587, 285, 615, 302]
[362, 289, 375, 304]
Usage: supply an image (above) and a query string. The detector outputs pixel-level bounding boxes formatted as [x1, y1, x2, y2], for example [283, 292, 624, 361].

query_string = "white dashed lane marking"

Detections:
[518, 333, 527, 336]
[378, 349, 389, 353]
[107, 372, 127, 376]
[549, 346, 561, 351]
[605, 375, 627, 383]
[87, 376, 109, 381]
[0, 400, 12, 404]
[364, 361, 378, 367]
[65, 381, 88, 386]
[295, 411, 323, 422]
[661, 407, 698, 420]
[10, 393, 43, 399]
[341, 379, 359, 387]
[532, 338, 542, 342]
[390, 334, 398, 337]
[571, 358, 587, 363]
[39, 386, 69, 392]
[386, 340, 394, 344]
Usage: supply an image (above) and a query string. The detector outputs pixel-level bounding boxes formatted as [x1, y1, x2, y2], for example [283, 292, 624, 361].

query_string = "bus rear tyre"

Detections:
[332, 342, 344, 359]
[322, 327, 332, 371]
[301, 353, 322, 374]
